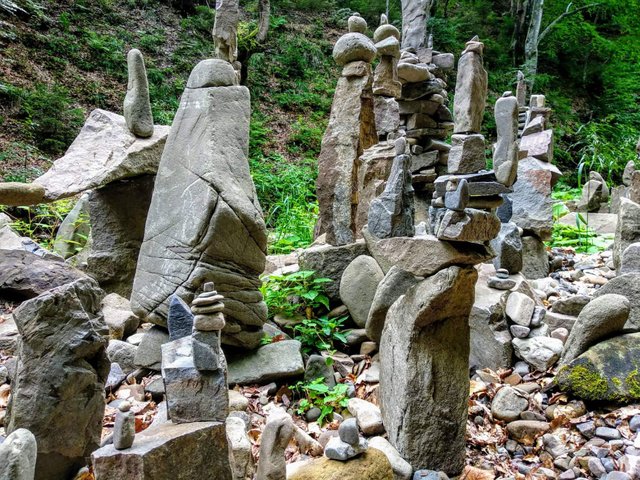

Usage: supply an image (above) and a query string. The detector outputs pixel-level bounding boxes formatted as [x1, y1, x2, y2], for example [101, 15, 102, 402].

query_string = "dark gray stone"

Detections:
[491, 222, 523, 274]
[227, 340, 304, 385]
[167, 295, 194, 341]
[304, 354, 336, 388]
[107, 339, 138, 374]
[444, 178, 469, 211]
[521, 235, 549, 279]
[552, 295, 591, 316]
[134, 326, 171, 370]
[191, 330, 222, 371]
[6, 278, 109, 480]
[621, 242, 640, 274]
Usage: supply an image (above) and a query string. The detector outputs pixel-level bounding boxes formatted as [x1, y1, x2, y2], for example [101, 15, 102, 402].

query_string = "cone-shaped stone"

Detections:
[124, 49, 154, 138]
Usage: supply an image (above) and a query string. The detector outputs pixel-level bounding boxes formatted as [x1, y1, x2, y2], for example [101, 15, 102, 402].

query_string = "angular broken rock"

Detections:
[453, 37, 488, 134]
[519, 129, 554, 163]
[613, 198, 640, 272]
[6, 278, 110, 480]
[227, 340, 304, 385]
[363, 226, 494, 276]
[124, 49, 154, 138]
[512, 336, 563, 372]
[447, 134, 486, 174]
[34, 109, 169, 201]
[130, 60, 267, 349]
[490, 222, 523, 274]
[380, 266, 477, 476]
[92, 421, 233, 480]
[435, 208, 501, 243]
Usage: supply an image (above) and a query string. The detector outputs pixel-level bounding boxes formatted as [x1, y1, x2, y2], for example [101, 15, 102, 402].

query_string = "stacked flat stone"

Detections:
[324, 418, 368, 461]
[191, 282, 225, 371]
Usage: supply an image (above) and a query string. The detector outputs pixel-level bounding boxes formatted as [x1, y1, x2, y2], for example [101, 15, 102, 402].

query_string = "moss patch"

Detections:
[561, 364, 610, 401]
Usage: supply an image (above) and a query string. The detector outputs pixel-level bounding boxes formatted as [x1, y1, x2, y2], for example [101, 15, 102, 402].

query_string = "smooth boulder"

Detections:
[340, 255, 384, 327]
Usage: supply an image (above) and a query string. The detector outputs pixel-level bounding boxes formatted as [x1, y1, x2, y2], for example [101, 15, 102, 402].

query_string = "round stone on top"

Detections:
[186, 59, 239, 88]
[347, 13, 367, 33]
[333, 32, 376, 66]
[338, 418, 360, 445]
[373, 16, 400, 44]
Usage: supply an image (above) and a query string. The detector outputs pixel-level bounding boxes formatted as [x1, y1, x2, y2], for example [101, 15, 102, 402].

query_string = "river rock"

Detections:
[92, 421, 232, 480]
[227, 340, 304, 385]
[287, 448, 393, 480]
[592, 273, 640, 328]
[333, 33, 377, 66]
[0, 428, 37, 480]
[490, 222, 523, 274]
[369, 436, 413, 480]
[348, 398, 385, 436]
[130, 61, 267, 349]
[512, 336, 563, 371]
[506, 420, 550, 445]
[560, 294, 630, 366]
[124, 49, 154, 138]
[6, 278, 109, 480]
[453, 37, 487, 134]
[556, 332, 640, 402]
[226, 416, 254, 479]
[380, 266, 477, 476]
[33, 109, 169, 201]
[102, 293, 139, 340]
[340, 255, 384, 327]
[505, 292, 535, 327]
[256, 414, 295, 480]
[491, 386, 529, 421]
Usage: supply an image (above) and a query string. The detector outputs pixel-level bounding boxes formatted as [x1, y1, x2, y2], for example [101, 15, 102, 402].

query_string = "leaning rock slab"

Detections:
[556, 333, 640, 403]
[6, 278, 109, 480]
[227, 340, 304, 385]
[92, 421, 233, 480]
[363, 227, 494, 276]
[131, 61, 267, 349]
[380, 266, 477, 476]
[0, 428, 37, 480]
[560, 294, 630, 366]
[34, 109, 169, 201]
[340, 255, 384, 328]
[592, 273, 640, 329]
[453, 37, 487, 134]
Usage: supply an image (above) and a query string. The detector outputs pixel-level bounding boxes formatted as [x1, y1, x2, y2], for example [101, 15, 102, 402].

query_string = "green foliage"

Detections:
[548, 214, 611, 254]
[260, 270, 332, 318]
[293, 315, 349, 354]
[6, 199, 76, 250]
[293, 377, 350, 425]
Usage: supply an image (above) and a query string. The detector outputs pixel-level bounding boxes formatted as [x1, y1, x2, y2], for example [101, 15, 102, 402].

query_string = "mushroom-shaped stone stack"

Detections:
[372, 14, 402, 98]
[333, 13, 377, 68]
[191, 282, 225, 371]
[324, 418, 368, 461]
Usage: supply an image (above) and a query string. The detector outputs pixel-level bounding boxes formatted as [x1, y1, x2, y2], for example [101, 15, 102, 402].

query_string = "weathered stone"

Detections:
[348, 398, 385, 436]
[349, 13, 368, 34]
[369, 436, 413, 480]
[333, 33, 377, 66]
[161, 335, 228, 423]
[623, 161, 637, 186]
[374, 96, 401, 136]
[186, 58, 238, 88]
[130, 66, 267, 349]
[305, 354, 336, 388]
[397, 62, 431, 84]
[107, 340, 138, 374]
[560, 294, 630, 366]
[355, 143, 396, 234]
[288, 448, 394, 480]
[366, 266, 420, 344]
[512, 336, 563, 371]
[593, 273, 640, 329]
[400, 0, 428, 49]
[226, 416, 254, 479]
[453, 37, 488, 134]
[519, 129, 553, 162]
[6, 278, 109, 480]
[368, 140, 415, 239]
[113, 401, 135, 450]
[614, 198, 640, 272]
[34, 109, 169, 201]
[447, 134, 486, 174]
[621, 242, 640, 274]
[505, 291, 535, 327]
[166, 294, 194, 341]
[134, 325, 170, 370]
[227, 340, 304, 385]
[92, 421, 232, 480]
[509, 158, 554, 240]
[298, 241, 369, 302]
[124, 49, 153, 138]
[556, 332, 640, 402]
[212, 0, 239, 63]
[318, 60, 377, 246]
[432, 53, 455, 71]
[522, 115, 544, 136]
[444, 178, 470, 211]
[87, 175, 154, 298]
[577, 179, 606, 212]
[0, 182, 46, 206]
[380, 266, 477, 476]
[0, 250, 87, 301]
[515, 71, 526, 107]
[325, 419, 367, 461]
[490, 222, 523, 274]
[491, 386, 529, 421]
[339, 255, 384, 328]
[521, 235, 549, 279]
[493, 93, 519, 186]
[102, 293, 139, 340]
[256, 414, 295, 480]
[506, 420, 550, 445]
[435, 208, 500, 243]
[510, 324, 530, 338]
[0, 428, 37, 480]
[363, 227, 494, 276]
[551, 295, 590, 316]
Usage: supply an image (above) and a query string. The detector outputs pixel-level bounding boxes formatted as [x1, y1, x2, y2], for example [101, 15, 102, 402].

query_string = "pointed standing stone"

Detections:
[123, 49, 154, 138]
[453, 36, 488, 134]
[516, 71, 526, 107]
[493, 92, 519, 186]
[113, 401, 135, 450]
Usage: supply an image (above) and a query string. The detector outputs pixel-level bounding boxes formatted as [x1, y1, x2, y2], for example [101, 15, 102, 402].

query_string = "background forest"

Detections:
[0, 0, 638, 252]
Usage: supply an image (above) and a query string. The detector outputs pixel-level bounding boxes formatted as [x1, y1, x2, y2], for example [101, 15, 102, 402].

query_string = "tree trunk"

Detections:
[400, 0, 433, 50]
[257, 0, 270, 42]
[523, 0, 543, 86]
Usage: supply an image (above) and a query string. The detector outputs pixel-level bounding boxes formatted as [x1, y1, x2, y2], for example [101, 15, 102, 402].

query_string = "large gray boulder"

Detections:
[86, 175, 155, 298]
[621, 242, 640, 274]
[0, 428, 37, 480]
[34, 109, 169, 201]
[0, 250, 87, 301]
[92, 421, 233, 480]
[556, 333, 640, 403]
[131, 60, 267, 349]
[123, 49, 154, 138]
[340, 255, 384, 327]
[560, 294, 630, 366]
[592, 273, 640, 329]
[6, 278, 110, 480]
[380, 266, 477, 476]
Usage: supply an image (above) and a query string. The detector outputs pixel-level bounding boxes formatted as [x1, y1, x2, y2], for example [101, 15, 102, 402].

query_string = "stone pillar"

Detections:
[379, 265, 477, 475]
[317, 14, 378, 245]
[123, 49, 154, 138]
[493, 91, 519, 187]
[6, 278, 110, 480]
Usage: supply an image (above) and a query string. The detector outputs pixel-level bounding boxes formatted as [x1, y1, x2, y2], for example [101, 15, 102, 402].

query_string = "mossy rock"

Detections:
[287, 448, 394, 480]
[556, 332, 640, 403]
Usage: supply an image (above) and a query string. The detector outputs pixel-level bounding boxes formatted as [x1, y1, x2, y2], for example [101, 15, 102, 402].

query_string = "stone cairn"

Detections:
[324, 417, 368, 461]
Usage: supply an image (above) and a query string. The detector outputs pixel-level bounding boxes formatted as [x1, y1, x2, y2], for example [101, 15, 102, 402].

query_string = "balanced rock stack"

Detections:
[324, 418, 368, 461]
[191, 282, 226, 371]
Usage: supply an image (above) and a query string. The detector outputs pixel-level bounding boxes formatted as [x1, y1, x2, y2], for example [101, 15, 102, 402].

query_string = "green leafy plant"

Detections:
[293, 377, 350, 425]
[260, 270, 332, 318]
[292, 315, 349, 354]
[7, 200, 76, 250]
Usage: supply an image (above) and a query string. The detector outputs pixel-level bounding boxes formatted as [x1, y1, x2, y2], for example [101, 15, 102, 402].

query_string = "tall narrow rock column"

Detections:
[317, 14, 378, 245]
[130, 57, 268, 349]
[123, 49, 154, 138]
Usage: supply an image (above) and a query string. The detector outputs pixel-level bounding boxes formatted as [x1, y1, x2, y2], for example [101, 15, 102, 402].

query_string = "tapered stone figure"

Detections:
[493, 91, 519, 187]
[453, 36, 488, 134]
[123, 49, 154, 138]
